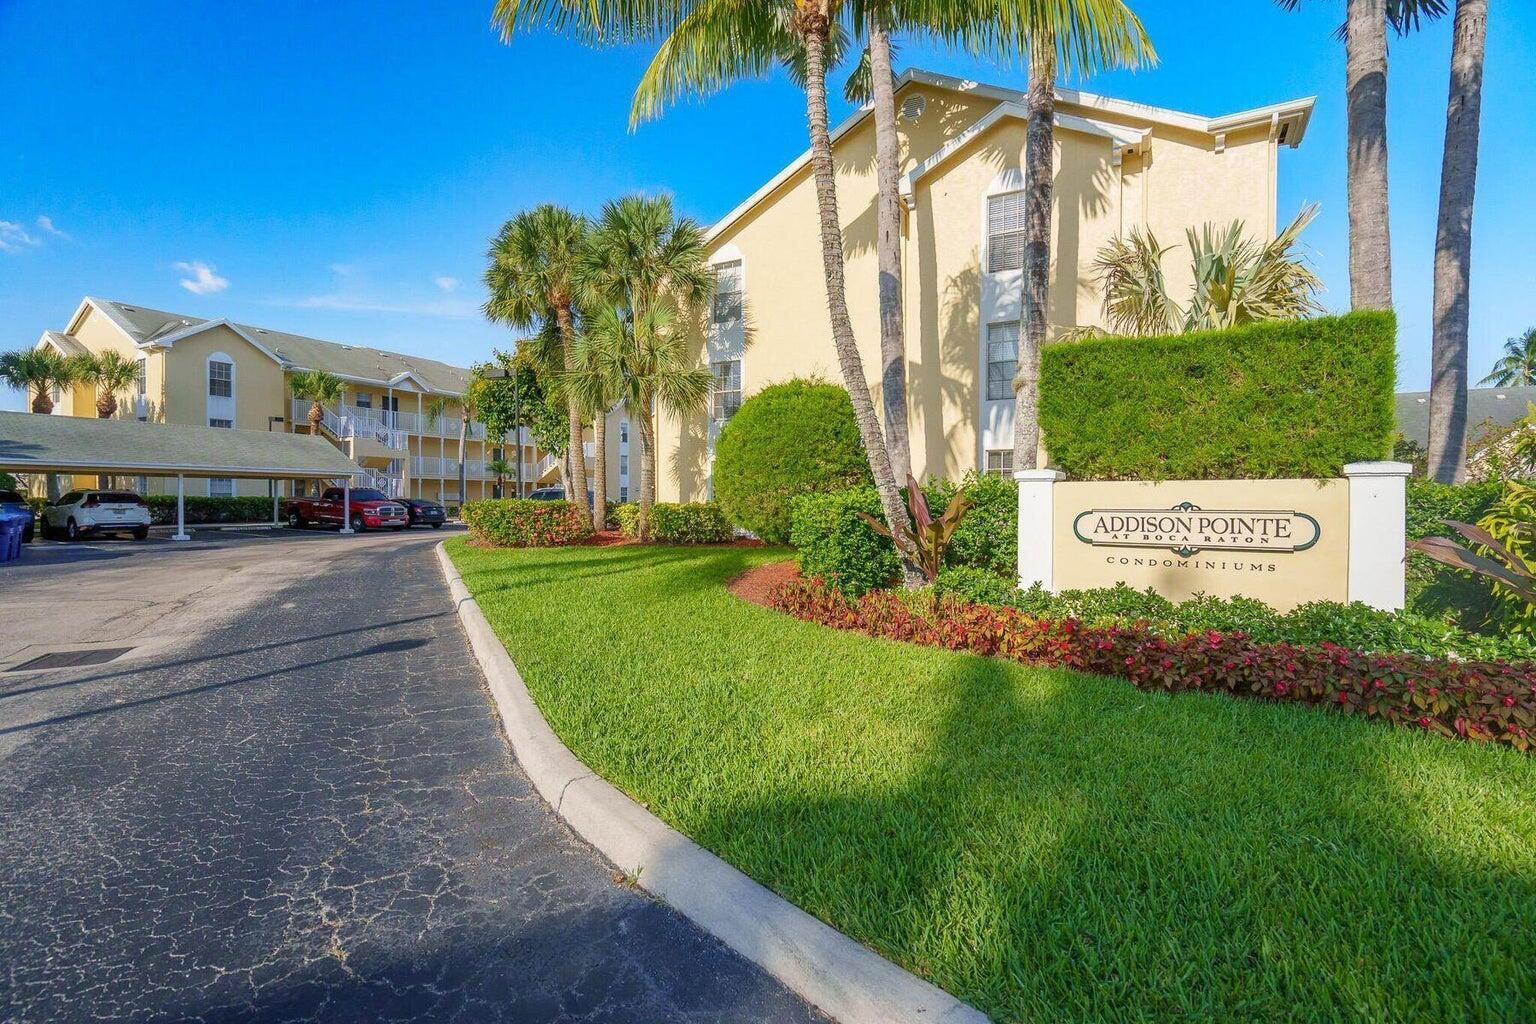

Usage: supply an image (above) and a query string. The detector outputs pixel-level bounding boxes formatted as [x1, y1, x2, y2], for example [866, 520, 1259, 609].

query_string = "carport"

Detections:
[0, 411, 365, 540]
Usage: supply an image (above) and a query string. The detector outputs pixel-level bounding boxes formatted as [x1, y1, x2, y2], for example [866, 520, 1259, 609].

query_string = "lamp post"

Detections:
[268, 416, 285, 525]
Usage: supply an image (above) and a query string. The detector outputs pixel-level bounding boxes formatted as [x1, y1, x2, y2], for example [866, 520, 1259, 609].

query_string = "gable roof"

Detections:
[706, 65, 1315, 243]
[1396, 386, 1536, 446]
[71, 297, 473, 395]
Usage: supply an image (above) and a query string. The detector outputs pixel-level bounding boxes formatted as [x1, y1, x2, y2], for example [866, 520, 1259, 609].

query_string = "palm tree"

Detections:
[484, 205, 593, 528]
[1013, 7, 1154, 477]
[1087, 206, 1325, 336]
[1426, 0, 1488, 484]
[71, 351, 140, 418]
[288, 369, 345, 434]
[487, 456, 513, 497]
[568, 304, 714, 539]
[1479, 327, 1536, 388]
[1, 347, 77, 414]
[576, 193, 713, 536]
[1275, 0, 1445, 311]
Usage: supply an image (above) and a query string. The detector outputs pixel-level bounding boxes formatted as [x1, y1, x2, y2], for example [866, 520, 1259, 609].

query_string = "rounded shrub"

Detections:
[712, 379, 872, 543]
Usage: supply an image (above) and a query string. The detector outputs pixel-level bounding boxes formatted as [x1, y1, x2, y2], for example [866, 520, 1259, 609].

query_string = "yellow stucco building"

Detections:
[658, 68, 1315, 500]
[36, 296, 571, 503]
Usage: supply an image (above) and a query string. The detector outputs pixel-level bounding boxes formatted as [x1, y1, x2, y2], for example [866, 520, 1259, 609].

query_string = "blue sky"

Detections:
[2, 0, 1532, 413]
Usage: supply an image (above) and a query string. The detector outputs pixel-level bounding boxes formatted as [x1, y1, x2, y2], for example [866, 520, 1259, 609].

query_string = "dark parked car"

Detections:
[399, 498, 446, 528]
[527, 486, 595, 504]
[0, 489, 36, 543]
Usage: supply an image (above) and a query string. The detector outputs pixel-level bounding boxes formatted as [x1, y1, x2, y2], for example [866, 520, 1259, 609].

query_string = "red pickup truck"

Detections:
[284, 487, 409, 533]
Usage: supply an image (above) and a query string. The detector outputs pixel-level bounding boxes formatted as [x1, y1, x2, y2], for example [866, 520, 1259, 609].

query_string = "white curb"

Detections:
[435, 541, 989, 1024]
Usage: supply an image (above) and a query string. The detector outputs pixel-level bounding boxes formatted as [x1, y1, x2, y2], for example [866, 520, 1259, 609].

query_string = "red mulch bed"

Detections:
[728, 559, 799, 607]
[579, 529, 638, 547]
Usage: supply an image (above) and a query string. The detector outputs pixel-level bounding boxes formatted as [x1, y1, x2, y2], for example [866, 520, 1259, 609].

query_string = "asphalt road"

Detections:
[0, 528, 823, 1023]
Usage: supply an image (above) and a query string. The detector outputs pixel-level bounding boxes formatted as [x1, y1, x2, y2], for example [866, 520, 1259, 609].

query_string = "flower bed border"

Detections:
[770, 577, 1536, 753]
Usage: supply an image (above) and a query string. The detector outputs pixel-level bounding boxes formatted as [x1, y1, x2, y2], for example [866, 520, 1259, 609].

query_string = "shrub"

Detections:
[612, 502, 641, 538]
[1039, 311, 1396, 480]
[712, 379, 872, 542]
[791, 487, 899, 596]
[143, 495, 274, 526]
[928, 472, 1017, 577]
[770, 578, 1536, 753]
[1405, 479, 1506, 623]
[462, 498, 590, 547]
[650, 502, 734, 544]
[929, 571, 1536, 663]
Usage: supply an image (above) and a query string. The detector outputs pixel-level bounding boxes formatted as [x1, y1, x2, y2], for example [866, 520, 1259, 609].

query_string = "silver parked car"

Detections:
[42, 490, 152, 541]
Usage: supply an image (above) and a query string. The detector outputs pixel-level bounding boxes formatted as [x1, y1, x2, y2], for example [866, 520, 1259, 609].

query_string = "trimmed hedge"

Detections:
[934, 570, 1536, 663]
[611, 501, 735, 544]
[790, 477, 1016, 595]
[771, 578, 1536, 753]
[143, 495, 275, 526]
[712, 379, 872, 543]
[1039, 311, 1396, 480]
[651, 503, 734, 544]
[463, 498, 590, 547]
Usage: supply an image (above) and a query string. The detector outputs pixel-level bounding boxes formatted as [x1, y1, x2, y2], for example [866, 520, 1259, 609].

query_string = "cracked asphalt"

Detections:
[0, 529, 825, 1023]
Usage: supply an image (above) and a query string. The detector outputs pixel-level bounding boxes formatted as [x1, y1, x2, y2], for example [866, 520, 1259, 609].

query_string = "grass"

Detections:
[449, 540, 1536, 1024]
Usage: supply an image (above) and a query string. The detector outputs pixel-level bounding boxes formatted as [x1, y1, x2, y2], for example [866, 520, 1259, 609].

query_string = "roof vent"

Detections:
[900, 94, 927, 122]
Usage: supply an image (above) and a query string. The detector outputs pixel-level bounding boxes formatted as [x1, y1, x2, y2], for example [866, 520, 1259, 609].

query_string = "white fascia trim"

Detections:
[705, 67, 1314, 242]
[387, 370, 432, 391]
[140, 318, 289, 367]
[71, 297, 146, 345]
[284, 364, 459, 398]
[900, 102, 1147, 204]
[35, 331, 74, 356]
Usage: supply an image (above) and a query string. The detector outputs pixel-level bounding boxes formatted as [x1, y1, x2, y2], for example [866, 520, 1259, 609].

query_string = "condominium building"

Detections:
[661, 68, 1316, 500]
[35, 296, 580, 503]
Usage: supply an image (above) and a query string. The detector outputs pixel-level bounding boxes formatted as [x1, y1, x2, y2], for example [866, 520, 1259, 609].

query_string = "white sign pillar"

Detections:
[340, 479, 354, 535]
[1015, 469, 1065, 591]
[1343, 461, 1413, 611]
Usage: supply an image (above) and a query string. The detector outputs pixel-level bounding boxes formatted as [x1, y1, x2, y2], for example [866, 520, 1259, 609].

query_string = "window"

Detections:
[209, 478, 234, 497]
[986, 321, 1019, 401]
[620, 485, 629, 502]
[620, 420, 629, 444]
[712, 260, 743, 326]
[619, 453, 629, 475]
[985, 449, 1014, 476]
[208, 359, 233, 398]
[209, 418, 233, 429]
[135, 358, 147, 396]
[987, 191, 1026, 273]
[712, 359, 741, 421]
[292, 479, 309, 498]
[354, 393, 372, 410]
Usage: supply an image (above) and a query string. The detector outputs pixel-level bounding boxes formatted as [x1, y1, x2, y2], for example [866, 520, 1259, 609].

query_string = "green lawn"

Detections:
[449, 540, 1536, 1024]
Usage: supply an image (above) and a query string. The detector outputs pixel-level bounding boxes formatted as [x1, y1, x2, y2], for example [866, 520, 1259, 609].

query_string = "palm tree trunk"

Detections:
[554, 303, 592, 528]
[309, 402, 323, 433]
[592, 412, 608, 530]
[458, 415, 469, 505]
[868, 17, 909, 482]
[1014, 48, 1053, 475]
[1344, 0, 1393, 311]
[796, 3, 918, 586]
[96, 395, 114, 418]
[1427, 0, 1488, 484]
[32, 388, 53, 415]
[638, 405, 657, 542]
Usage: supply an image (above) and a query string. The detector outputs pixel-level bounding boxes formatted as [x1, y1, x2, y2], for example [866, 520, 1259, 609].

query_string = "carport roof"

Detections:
[0, 411, 363, 479]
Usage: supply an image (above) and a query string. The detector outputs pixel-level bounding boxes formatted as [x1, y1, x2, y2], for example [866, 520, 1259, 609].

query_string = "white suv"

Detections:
[42, 490, 153, 541]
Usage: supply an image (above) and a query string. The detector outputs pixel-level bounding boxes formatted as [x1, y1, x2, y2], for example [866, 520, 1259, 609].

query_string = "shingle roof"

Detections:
[0, 410, 363, 479]
[80, 297, 474, 394]
[1395, 386, 1536, 446]
[39, 331, 88, 357]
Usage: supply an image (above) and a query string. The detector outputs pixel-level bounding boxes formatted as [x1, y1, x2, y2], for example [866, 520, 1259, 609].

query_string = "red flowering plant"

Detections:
[769, 577, 1536, 752]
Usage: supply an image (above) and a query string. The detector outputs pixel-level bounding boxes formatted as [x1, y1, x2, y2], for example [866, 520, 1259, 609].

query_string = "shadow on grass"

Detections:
[684, 651, 1536, 1022]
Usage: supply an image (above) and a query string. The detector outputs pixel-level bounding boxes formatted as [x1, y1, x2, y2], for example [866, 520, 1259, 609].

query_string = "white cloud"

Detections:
[35, 215, 69, 239]
[434, 275, 459, 292]
[175, 260, 230, 295]
[0, 220, 38, 253]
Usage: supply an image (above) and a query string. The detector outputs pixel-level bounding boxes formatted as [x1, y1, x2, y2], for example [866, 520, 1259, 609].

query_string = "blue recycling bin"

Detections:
[0, 509, 28, 562]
